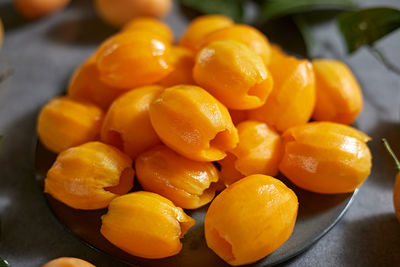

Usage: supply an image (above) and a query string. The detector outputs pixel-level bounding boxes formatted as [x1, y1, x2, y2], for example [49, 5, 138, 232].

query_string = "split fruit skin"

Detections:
[101, 85, 164, 159]
[42, 257, 95, 267]
[205, 174, 298, 266]
[199, 24, 271, 66]
[149, 85, 238, 162]
[135, 144, 219, 209]
[67, 56, 123, 110]
[193, 40, 274, 110]
[219, 120, 283, 186]
[248, 55, 316, 132]
[44, 141, 134, 210]
[179, 14, 234, 52]
[312, 59, 363, 125]
[96, 31, 172, 89]
[279, 121, 372, 194]
[100, 191, 195, 259]
[37, 97, 104, 154]
[122, 17, 174, 44]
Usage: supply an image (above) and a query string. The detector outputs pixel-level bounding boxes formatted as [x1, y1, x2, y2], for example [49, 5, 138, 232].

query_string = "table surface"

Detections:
[1, 0, 400, 266]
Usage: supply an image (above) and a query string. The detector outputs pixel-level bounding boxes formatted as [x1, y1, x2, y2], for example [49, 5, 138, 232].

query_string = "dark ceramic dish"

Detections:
[34, 140, 356, 267]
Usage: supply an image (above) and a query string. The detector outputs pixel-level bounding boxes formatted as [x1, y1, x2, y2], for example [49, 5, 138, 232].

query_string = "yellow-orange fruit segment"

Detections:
[101, 85, 164, 159]
[44, 142, 134, 209]
[136, 145, 219, 209]
[218, 152, 244, 188]
[37, 97, 104, 154]
[279, 122, 372, 194]
[269, 44, 287, 65]
[205, 174, 298, 266]
[200, 24, 271, 65]
[42, 257, 95, 267]
[122, 17, 174, 44]
[101, 191, 195, 258]
[158, 46, 196, 86]
[179, 15, 234, 52]
[149, 85, 238, 162]
[312, 59, 363, 124]
[248, 55, 315, 132]
[193, 40, 273, 110]
[219, 121, 282, 186]
[96, 32, 171, 89]
[67, 56, 123, 110]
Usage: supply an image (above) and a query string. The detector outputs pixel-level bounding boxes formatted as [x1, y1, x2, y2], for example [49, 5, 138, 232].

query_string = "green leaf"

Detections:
[179, 0, 244, 22]
[0, 257, 10, 267]
[293, 14, 315, 58]
[337, 7, 400, 53]
[260, 0, 356, 22]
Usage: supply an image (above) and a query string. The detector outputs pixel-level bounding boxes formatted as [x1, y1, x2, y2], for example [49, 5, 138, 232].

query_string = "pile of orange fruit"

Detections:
[37, 15, 372, 266]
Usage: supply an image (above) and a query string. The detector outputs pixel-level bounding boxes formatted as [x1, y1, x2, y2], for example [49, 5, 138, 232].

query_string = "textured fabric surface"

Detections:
[0, 0, 399, 266]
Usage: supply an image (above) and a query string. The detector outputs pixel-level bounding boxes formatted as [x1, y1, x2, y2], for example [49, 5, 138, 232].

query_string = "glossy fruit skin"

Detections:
[205, 174, 298, 266]
[179, 15, 234, 52]
[101, 85, 163, 159]
[95, 0, 172, 27]
[269, 44, 287, 65]
[248, 55, 315, 132]
[67, 56, 123, 110]
[45, 142, 134, 210]
[42, 257, 95, 267]
[312, 59, 363, 124]
[193, 40, 274, 110]
[219, 121, 282, 186]
[37, 97, 104, 154]
[200, 25, 271, 66]
[158, 46, 196, 87]
[14, 0, 70, 19]
[122, 17, 174, 44]
[101, 191, 195, 259]
[149, 85, 238, 162]
[96, 32, 171, 89]
[136, 145, 219, 209]
[279, 122, 372, 194]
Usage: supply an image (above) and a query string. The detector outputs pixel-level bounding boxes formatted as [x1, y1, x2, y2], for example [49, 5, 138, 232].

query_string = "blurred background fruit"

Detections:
[42, 257, 95, 267]
[94, 0, 172, 27]
[14, 0, 71, 19]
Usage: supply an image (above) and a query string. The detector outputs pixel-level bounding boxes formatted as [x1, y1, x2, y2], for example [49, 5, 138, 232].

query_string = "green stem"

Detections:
[382, 138, 400, 172]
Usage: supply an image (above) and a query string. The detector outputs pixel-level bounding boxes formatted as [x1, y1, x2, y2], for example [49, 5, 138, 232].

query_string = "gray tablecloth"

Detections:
[1, 0, 400, 266]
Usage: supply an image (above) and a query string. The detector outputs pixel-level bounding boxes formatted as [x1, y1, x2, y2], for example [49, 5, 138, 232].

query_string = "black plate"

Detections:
[34, 140, 355, 267]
